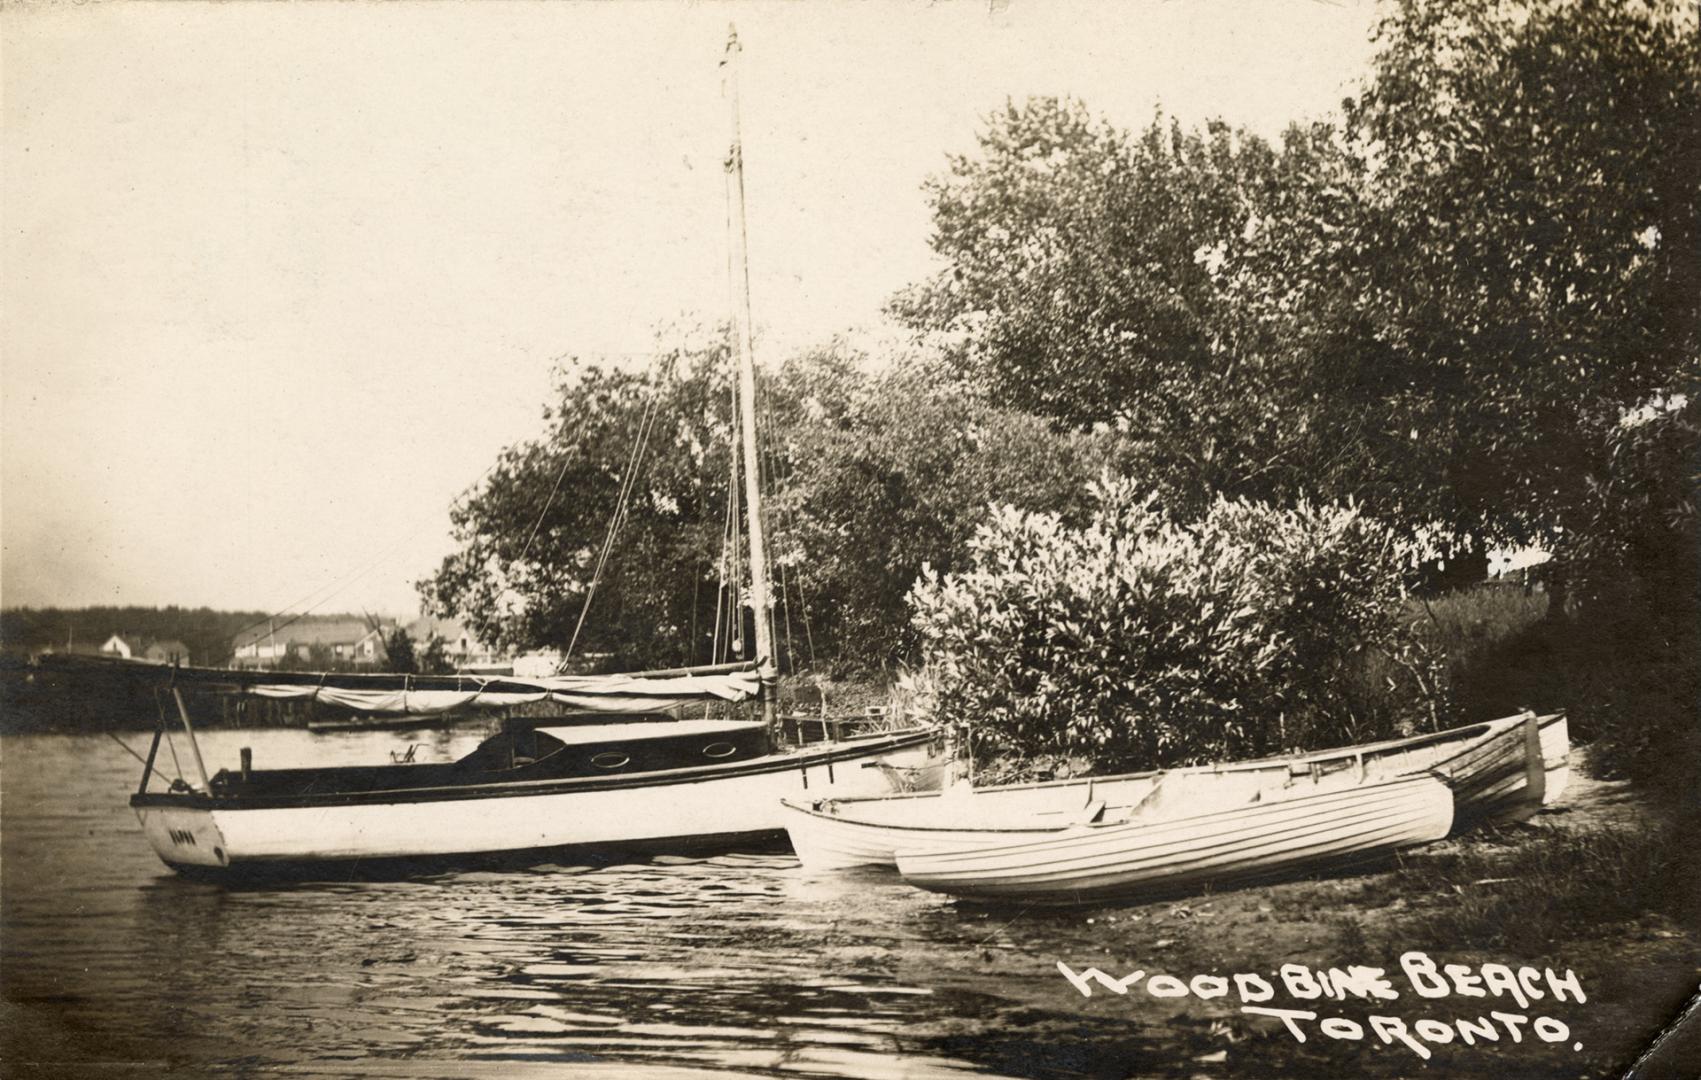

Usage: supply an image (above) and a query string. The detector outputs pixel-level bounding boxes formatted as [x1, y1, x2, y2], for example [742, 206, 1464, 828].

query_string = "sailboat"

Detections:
[125, 28, 943, 878]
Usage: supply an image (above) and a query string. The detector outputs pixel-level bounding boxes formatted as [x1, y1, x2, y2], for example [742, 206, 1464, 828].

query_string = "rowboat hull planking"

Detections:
[892, 774, 1456, 906]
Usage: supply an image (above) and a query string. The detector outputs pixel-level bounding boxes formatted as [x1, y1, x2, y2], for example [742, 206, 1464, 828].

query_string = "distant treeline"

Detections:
[0, 606, 363, 668]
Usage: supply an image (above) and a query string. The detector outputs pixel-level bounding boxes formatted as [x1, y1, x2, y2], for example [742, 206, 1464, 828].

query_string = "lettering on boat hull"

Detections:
[136, 806, 230, 868]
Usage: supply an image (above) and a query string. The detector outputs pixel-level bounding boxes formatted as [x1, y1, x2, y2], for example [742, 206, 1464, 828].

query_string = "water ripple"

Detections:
[3, 731, 1184, 1078]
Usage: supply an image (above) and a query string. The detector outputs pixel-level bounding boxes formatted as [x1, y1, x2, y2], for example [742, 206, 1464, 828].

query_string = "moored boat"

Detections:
[782, 711, 1565, 871]
[131, 715, 940, 875]
[122, 28, 949, 879]
[892, 773, 1454, 906]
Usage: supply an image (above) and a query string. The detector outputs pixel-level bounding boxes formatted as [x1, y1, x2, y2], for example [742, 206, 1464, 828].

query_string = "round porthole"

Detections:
[702, 742, 738, 759]
[591, 752, 630, 770]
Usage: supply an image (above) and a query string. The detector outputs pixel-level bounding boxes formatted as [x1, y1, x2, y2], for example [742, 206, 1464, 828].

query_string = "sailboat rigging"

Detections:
[122, 27, 943, 878]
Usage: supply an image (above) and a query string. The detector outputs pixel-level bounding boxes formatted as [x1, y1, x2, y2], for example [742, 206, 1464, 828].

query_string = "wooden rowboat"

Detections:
[892, 773, 1455, 905]
[781, 711, 1565, 872]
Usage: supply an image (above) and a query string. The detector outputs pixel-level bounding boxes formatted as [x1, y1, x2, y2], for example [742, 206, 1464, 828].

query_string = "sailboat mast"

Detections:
[722, 26, 778, 723]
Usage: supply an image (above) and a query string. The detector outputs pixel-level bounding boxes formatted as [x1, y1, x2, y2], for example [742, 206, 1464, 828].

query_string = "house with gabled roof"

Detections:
[406, 616, 505, 672]
[231, 618, 392, 670]
[100, 634, 190, 665]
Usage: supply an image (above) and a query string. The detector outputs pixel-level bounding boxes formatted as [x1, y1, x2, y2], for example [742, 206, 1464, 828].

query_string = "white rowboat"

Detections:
[892, 773, 1455, 905]
[782, 711, 1565, 872]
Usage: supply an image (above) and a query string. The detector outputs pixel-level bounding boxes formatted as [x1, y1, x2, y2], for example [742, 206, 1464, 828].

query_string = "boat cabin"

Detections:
[207, 719, 773, 800]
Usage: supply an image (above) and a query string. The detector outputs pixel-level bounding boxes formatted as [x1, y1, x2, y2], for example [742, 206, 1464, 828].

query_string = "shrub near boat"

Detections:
[909, 486, 1443, 778]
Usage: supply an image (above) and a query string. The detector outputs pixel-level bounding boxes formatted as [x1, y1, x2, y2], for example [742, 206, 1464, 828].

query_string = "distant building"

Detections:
[406, 616, 506, 672]
[143, 640, 191, 665]
[100, 634, 140, 659]
[100, 634, 190, 665]
[231, 619, 393, 670]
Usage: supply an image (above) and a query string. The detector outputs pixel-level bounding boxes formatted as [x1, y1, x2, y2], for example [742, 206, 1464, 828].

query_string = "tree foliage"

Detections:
[910, 480, 1431, 775]
[383, 626, 418, 674]
[419, 334, 741, 671]
[1557, 395, 1699, 792]
[1332, 0, 1700, 544]
[897, 0, 1700, 551]
[420, 339, 1125, 671]
[891, 100, 1311, 515]
[0, 606, 274, 666]
[766, 350, 1124, 667]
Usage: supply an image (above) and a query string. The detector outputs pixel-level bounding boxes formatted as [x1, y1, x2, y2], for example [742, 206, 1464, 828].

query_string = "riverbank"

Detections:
[873, 747, 1700, 1078]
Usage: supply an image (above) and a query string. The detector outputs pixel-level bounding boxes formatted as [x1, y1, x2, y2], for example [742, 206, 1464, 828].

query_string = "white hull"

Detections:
[893, 774, 1454, 905]
[134, 731, 939, 872]
[783, 712, 1566, 871]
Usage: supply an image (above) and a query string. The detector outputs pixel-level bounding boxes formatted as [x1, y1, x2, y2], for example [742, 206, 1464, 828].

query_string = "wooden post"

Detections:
[172, 688, 212, 792]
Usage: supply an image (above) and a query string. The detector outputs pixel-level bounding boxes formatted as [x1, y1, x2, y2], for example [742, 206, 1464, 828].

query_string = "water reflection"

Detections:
[113, 851, 1028, 1075]
[13, 731, 1177, 1077]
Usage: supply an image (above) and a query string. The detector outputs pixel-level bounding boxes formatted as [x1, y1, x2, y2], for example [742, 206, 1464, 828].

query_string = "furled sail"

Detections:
[28, 653, 761, 716]
[243, 669, 762, 715]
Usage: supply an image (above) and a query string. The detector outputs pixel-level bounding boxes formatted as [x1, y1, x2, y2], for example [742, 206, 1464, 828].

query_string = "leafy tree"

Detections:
[898, 3, 1698, 563]
[891, 99, 1309, 514]
[419, 332, 748, 671]
[764, 348, 1123, 667]
[382, 626, 418, 674]
[419, 335, 1125, 672]
[1557, 395, 1699, 792]
[418, 633, 453, 675]
[1327, 0, 1701, 554]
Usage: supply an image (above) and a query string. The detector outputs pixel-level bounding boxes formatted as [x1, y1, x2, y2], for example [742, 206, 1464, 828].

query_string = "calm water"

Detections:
[1, 727, 1202, 1079]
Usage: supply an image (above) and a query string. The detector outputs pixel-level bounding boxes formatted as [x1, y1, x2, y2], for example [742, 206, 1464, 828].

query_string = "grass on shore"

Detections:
[1379, 815, 1701, 957]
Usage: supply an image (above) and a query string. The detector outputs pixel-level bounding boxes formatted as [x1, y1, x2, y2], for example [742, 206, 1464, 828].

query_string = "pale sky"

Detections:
[2, 0, 1380, 617]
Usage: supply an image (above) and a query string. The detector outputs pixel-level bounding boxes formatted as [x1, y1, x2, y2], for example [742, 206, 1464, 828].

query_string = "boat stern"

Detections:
[132, 799, 232, 870]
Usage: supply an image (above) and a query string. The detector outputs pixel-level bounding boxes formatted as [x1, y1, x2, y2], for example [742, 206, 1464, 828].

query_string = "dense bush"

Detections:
[909, 479, 1434, 774]
[1557, 396, 1699, 797]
